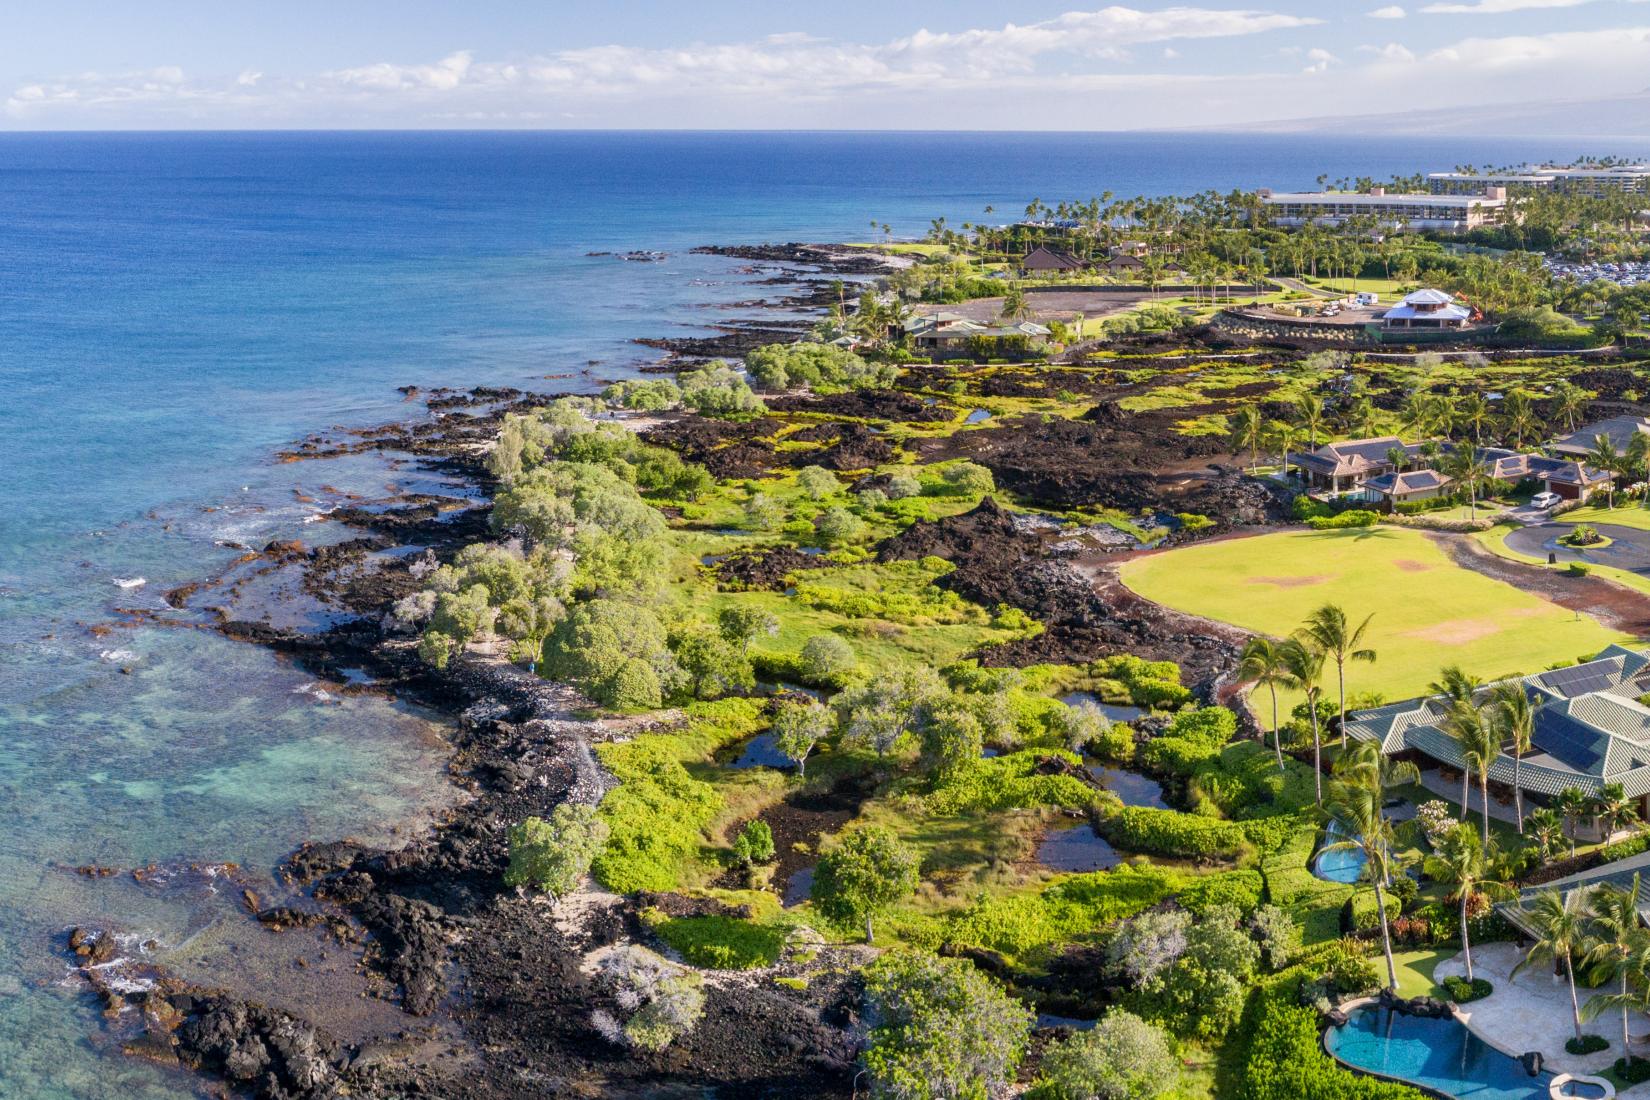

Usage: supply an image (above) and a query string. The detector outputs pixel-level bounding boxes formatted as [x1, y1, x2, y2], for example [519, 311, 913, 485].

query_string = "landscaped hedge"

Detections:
[1307, 510, 1380, 530]
[1234, 969, 1425, 1100]
[1099, 805, 1251, 861]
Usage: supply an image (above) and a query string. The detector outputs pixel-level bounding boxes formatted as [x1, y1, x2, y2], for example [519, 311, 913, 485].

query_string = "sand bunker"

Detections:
[1393, 559, 1434, 573]
[1248, 574, 1330, 588]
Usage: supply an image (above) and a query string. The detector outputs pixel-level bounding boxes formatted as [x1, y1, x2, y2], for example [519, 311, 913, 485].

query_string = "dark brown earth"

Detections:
[711, 546, 834, 591]
[1430, 531, 1650, 635]
[877, 498, 1250, 693]
[765, 389, 954, 423]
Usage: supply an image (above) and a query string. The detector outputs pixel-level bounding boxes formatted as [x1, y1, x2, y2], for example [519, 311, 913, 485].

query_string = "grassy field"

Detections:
[1557, 502, 1650, 531]
[1120, 527, 1629, 718]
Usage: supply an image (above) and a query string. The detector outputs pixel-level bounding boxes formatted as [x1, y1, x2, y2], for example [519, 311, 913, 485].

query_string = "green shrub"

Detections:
[1568, 562, 1591, 577]
[925, 750, 1096, 815]
[1441, 975, 1492, 1003]
[1099, 807, 1250, 861]
[1613, 1056, 1650, 1084]
[1306, 510, 1379, 530]
[1234, 968, 1423, 1099]
[1566, 1034, 1609, 1055]
[645, 912, 786, 969]
[946, 865, 1188, 959]
[1177, 870, 1264, 915]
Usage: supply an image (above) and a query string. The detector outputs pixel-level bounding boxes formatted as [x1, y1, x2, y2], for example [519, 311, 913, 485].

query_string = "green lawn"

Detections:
[1557, 502, 1650, 531]
[1391, 947, 1459, 999]
[1120, 527, 1630, 719]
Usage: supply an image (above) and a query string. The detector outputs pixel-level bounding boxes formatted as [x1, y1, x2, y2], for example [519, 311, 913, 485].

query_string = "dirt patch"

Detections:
[710, 546, 832, 591]
[1401, 607, 1543, 645]
[919, 402, 1287, 526]
[760, 775, 878, 890]
[877, 498, 1248, 692]
[1394, 559, 1434, 573]
[766, 389, 953, 423]
[1430, 532, 1650, 636]
[640, 415, 779, 479]
[1248, 574, 1330, 588]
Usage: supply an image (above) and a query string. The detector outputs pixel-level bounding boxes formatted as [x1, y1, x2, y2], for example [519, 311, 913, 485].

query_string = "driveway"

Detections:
[1503, 522, 1650, 576]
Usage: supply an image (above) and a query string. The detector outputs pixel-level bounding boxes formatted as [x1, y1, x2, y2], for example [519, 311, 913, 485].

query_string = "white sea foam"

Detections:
[111, 577, 146, 589]
[99, 648, 138, 663]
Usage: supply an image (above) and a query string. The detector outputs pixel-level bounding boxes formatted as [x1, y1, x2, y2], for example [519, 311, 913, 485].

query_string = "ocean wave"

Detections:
[111, 577, 146, 589]
[99, 648, 138, 663]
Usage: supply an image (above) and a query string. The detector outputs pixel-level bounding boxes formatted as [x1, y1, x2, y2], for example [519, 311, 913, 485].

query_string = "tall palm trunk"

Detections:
[1513, 750, 1524, 834]
[1480, 771, 1491, 847]
[1565, 949, 1583, 1042]
[1461, 768, 1471, 823]
[1460, 887, 1474, 982]
[1623, 970, 1633, 1054]
[1311, 707, 1323, 805]
[1337, 661, 1348, 748]
[1376, 881, 1399, 990]
[1269, 683, 1283, 770]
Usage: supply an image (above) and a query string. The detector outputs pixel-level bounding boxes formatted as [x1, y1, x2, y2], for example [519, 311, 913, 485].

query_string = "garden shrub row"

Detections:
[1233, 968, 1425, 1100]
[1099, 806, 1251, 861]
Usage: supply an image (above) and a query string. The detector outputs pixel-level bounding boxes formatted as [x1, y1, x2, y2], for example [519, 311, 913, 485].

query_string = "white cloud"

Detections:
[1302, 47, 1341, 71]
[1421, 0, 1602, 13]
[1358, 41, 1420, 60]
[1367, 5, 1408, 17]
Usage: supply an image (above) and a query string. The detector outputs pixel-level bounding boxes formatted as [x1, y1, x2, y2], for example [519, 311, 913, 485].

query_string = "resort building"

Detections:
[905, 312, 1051, 355]
[1361, 469, 1452, 510]
[1346, 645, 1650, 815]
[1291, 437, 1613, 506]
[1551, 414, 1650, 460]
[1258, 187, 1508, 232]
[1290, 436, 1430, 495]
[1380, 289, 1475, 331]
[1427, 165, 1650, 197]
[1478, 448, 1614, 502]
[1020, 246, 1085, 274]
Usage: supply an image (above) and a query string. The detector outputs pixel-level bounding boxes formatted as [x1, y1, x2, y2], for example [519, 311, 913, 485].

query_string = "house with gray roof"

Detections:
[1344, 645, 1650, 811]
[1362, 469, 1452, 511]
[1551, 415, 1650, 461]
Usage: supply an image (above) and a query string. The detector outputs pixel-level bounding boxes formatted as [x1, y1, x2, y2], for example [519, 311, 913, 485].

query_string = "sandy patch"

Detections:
[1248, 574, 1330, 588]
[1402, 608, 1543, 645]
[1393, 559, 1434, 573]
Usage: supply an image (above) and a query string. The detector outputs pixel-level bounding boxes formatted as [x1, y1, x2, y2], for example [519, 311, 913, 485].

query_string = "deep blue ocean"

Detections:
[3, 129, 1648, 1097]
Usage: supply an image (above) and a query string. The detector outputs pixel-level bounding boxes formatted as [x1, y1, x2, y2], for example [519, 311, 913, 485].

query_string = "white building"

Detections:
[1380, 288, 1474, 330]
[1259, 187, 1507, 231]
[1428, 165, 1650, 198]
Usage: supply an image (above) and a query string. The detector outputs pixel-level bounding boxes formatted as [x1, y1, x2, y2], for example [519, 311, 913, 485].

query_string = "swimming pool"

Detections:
[1325, 1004, 1553, 1100]
[1313, 818, 1368, 884]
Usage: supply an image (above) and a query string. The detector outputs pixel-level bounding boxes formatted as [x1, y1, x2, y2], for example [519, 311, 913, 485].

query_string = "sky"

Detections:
[3, 1, 1649, 130]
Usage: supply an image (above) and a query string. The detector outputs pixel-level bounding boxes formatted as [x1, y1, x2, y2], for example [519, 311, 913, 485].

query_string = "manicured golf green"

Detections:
[1120, 527, 1631, 722]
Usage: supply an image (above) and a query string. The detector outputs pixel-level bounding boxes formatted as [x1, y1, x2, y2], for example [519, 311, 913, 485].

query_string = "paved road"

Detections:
[1503, 522, 1650, 575]
[1270, 276, 1336, 299]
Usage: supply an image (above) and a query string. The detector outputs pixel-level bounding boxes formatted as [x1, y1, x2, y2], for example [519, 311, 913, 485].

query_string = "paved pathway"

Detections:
[1416, 767, 1524, 825]
[1436, 942, 1650, 1092]
[1505, 521, 1650, 575]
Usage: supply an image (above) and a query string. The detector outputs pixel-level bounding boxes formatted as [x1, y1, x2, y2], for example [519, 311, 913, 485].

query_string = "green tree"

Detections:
[1239, 635, 1291, 770]
[1228, 404, 1265, 473]
[1278, 637, 1328, 805]
[942, 461, 996, 496]
[1527, 808, 1566, 860]
[743, 491, 785, 531]
[1296, 393, 1325, 450]
[797, 465, 840, 500]
[1297, 603, 1376, 748]
[1594, 782, 1641, 838]
[835, 665, 947, 755]
[1490, 681, 1535, 834]
[1033, 1010, 1176, 1100]
[770, 698, 833, 777]
[1557, 786, 1592, 856]
[1582, 874, 1650, 1055]
[1512, 887, 1593, 1043]
[815, 506, 867, 547]
[798, 634, 856, 685]
[1429, 664, 1482, 706]
[814, 826, 920, 943]
[717, 606, 780, 656]
[861, 952, 1033, 1100]
[1323, 784, 1403, 991]
[731, 819, 776, 867]
[1423, 824, 1512, 983]
[1589, 433, 1622, 509]
[503, 804, 609, 905]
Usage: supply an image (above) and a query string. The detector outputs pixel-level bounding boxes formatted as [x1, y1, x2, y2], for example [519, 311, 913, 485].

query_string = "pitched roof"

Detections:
[1365, 468, 1451, 495]
[1021, 246, 1084, 270]
[1292, 436, 1407, 477]
[1401, 288, 1455, 306]
[1552, 415, 1650, 456]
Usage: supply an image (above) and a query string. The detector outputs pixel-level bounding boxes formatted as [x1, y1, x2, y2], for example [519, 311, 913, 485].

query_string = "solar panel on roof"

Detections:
[1539, 663, 1621, 698]
[1532, 708, 1608, 772]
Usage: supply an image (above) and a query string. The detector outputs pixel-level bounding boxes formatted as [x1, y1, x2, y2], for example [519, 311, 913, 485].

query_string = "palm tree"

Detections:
[1501, 390, 1540, 450]
[1527, 808, 1566, 860]
[1442, 447, 1491, 520]
[1553, 381, 1591, 432]
[1457, 392, 1492, 446]
[1430, 665, 1482, 706]
[1589, 434, 1622, 510]
[1240, 636, 1291, 770]
[1228, 405, 1265, 473]
[1594, 782, 1642, 840]
[1453, 701, 1500, 846]
[1490, 682, 1535, 834]
[1424, 824, 1513, 983]
[1513, 887, 1593, 1044]
[1583, 875, 1650, 1055]
[1335, 740, 1421, 885]
[1441, 699, 1487, 827]
[1297, 394, 1326, 450]
[1324, 783, 1404, 991]
[1558, 786, 1593, 856]
[1280, 636, 1328, 805]
[1298, 604, 1376, 748]
[1627, 431, 1650, 508]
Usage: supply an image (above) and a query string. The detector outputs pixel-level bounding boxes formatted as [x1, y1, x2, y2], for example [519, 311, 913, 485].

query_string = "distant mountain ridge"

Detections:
[1218, 90, 1650, 140]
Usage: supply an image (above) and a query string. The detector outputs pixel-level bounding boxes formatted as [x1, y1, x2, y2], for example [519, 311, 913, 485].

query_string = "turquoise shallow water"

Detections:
[1327, 1005, 1552, 1099]
[5, 130, 1650, 1097]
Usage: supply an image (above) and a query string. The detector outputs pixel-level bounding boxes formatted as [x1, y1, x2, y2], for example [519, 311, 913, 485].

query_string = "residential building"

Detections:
[1380, 288, 1476, 331]
[1020, 245, 1085, 274]
[1258, 187, 1507, 232]
[1345, 645, 1650, 815]
[1551, 414, 1650, 460]
[1362, 469, 1452, 511]
[1290, 437, 1431, 495]
[905, 312, 1051, 355]
[1479, 448, 1614, 501]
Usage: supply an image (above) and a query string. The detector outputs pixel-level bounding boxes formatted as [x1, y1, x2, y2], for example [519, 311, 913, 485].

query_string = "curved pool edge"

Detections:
[1322, 995, 1554, 1100]
[1549, 1073, 1615, 1100]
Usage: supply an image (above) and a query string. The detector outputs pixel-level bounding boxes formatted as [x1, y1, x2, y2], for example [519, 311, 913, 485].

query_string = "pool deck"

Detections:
[1436, 942, 1650, 1094]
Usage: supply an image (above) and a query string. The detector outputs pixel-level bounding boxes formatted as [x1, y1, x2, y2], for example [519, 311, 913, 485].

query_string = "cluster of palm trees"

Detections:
[1517, 875, 1650, 1054]
[1424, 666, 1534, 842]
[1239, 603, 1376, 806]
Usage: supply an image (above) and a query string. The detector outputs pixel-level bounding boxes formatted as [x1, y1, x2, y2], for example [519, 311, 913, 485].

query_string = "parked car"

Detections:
[1530, 491, 1562, 511]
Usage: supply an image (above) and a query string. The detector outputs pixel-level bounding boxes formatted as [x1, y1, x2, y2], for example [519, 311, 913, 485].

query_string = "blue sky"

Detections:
[4, 1, 1648, 129]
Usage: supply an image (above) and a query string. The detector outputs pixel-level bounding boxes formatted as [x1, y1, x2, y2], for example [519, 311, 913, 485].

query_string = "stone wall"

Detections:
[1212, 310, 1371, 344]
